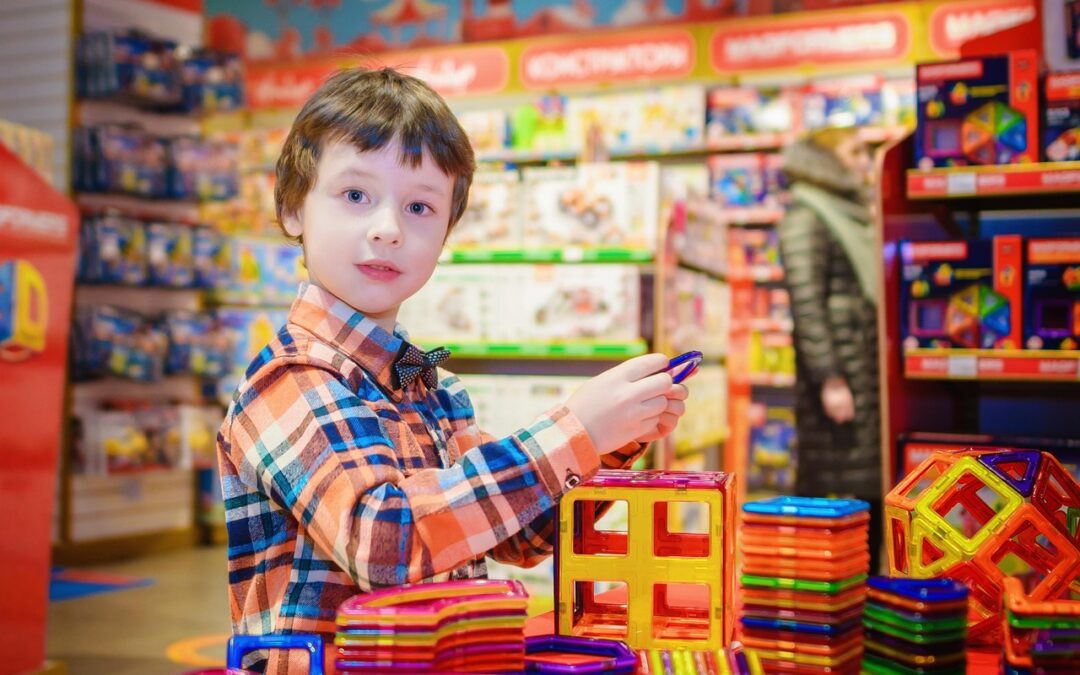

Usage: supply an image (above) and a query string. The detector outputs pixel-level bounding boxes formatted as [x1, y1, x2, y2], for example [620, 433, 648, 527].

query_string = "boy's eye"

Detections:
[344, 189, 367, 204]
[407, 202, 432, 216]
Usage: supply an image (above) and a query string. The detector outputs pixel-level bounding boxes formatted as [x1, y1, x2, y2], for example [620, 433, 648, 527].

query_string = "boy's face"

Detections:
[283, 138, 454, 330]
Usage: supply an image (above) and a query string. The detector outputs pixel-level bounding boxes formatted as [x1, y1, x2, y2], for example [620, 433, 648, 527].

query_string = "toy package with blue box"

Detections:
[217, 307, 289, 372]
[95, 214, 148, 285]
[914, 51, 1039, 169]
[1024, 237, 1080, 350]
[193, 226, 229, 288]
[705, 87, 794, 141]
[802, 75, 886, 130]
[147, 222, 195, 287]
[708, 153, 771, 207]
[1044, 73, 1080, 162]
[899, 236, 1023, 351]
[73, 305, 167, 381]
[162, 311, 228, 378]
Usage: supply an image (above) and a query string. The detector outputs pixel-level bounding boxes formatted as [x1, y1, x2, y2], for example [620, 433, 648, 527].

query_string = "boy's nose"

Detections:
[367, 207, 403, 246]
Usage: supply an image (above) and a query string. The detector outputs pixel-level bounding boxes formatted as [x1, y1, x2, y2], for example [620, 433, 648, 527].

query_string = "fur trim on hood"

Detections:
[781, 138, 864, 198]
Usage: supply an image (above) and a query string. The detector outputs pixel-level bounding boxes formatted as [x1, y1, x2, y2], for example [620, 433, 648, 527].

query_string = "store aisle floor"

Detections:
[47, 545, 230, 675]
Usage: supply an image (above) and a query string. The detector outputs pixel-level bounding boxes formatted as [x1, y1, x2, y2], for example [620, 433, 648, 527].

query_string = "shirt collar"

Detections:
[288, 283, 410, 394]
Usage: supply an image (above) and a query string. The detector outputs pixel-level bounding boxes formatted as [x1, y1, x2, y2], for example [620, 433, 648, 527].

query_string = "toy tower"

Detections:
[554, 469, 735, 651]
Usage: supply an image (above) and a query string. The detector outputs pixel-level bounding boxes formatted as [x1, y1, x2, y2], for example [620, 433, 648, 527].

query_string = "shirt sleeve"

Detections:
[435, 373, 647, 569]
[224, 358, 601, 592]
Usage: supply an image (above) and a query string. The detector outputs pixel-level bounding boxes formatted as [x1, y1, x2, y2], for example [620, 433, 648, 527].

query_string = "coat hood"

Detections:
[781, 138, 864, 199]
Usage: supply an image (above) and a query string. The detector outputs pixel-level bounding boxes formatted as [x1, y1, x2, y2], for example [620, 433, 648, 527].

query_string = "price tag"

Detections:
[946, 173, 977, 195]
[948, 354, 977, 378]
[563, 247, 584, 263]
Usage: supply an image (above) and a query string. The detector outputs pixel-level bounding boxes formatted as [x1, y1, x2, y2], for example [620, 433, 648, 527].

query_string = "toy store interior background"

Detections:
[1, 0, 1079, 672]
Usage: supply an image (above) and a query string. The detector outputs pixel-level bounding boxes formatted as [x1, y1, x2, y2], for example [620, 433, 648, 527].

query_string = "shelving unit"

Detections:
[877, 135, 1080, 489]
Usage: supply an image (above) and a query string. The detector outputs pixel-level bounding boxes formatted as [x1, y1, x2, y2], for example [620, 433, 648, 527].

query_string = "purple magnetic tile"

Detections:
[524, 635, 636, 674]
[979, 450, 1043, 497]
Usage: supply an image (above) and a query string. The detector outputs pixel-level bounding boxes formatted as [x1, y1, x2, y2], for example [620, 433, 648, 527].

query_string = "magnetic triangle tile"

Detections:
[971, 102, 997, 132]
[982, 303, 1011, 339]
[999, 118, 1028, 153]
[979, 450, 1042, 497]
[962, 123, 993, 154]
[995, 104, 1022, 134]
[978, 286, 1007, 316]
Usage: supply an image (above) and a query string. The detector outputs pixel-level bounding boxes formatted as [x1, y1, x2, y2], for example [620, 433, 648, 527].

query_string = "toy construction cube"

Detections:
[886, 448, 1080, 645]
[555, 469, 735, 651]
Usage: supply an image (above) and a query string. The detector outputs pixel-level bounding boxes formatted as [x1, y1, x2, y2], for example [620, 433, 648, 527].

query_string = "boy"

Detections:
[217, 67, 688, 673]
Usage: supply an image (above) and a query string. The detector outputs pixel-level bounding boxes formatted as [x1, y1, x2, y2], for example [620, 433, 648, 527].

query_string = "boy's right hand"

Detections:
[565, 353, 677, 455]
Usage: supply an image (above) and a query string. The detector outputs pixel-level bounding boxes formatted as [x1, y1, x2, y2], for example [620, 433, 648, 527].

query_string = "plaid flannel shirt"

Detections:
[218, 283, 644, 673]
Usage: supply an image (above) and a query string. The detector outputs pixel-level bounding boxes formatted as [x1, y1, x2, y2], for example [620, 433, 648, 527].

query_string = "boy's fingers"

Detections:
[627, 371, 674, 400]
[666, 384, 689, 401]
[665, 399, 686, 417]
[615, 353, 670, 381]
[640, 394, 668, 418]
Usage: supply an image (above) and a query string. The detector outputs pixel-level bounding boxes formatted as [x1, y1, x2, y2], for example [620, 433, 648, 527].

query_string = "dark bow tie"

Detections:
[392, 343, 451, 390]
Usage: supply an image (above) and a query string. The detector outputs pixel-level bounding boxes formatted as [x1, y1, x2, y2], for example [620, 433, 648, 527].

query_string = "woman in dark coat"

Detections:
[777, 128, 883, 571]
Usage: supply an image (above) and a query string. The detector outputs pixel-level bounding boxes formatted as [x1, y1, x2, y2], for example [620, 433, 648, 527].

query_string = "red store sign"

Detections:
[520, 30, 695, 88]
[709, 11, 912, 72]
[927, 0, 1037, 58]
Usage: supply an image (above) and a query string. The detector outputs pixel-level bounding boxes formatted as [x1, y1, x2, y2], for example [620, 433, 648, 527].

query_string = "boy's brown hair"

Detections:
[275, 67, 476, 242]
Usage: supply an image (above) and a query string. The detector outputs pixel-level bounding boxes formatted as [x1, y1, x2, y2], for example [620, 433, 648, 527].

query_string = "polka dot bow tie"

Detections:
[392, 343, 451, 390]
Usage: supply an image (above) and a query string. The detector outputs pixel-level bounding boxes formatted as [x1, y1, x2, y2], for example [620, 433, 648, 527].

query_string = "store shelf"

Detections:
[730, 265, 785, 283]
[907, 163, 1080, 200]
[440, 340, 647, 359]
[742, 373, 797, 388]
[440, 247, 653, 264]
[735, 318, 794, 333]
[75, 284, 204, 313]
[73, 375, 205, 405]
[716, 206, 785, 226]
[707, 133, 790, 152]
[75, 192, 205, 223]
[677, 259, 727, 281]
[904, 348, 1080, 382]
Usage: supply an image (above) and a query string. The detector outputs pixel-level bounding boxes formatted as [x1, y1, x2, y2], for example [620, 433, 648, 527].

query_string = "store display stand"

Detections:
[877, 134, 1080, 492]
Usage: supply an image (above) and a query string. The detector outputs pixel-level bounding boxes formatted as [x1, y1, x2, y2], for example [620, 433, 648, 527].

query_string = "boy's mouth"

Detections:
[356, 260, 402, 282]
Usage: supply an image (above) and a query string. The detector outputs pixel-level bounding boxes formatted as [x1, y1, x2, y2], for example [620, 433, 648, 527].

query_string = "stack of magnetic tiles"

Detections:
[738, 496, 870, 674]
[1002, 576, 1080, 674]
[861, 577, 968, 675]
[334, 579, 529, 673]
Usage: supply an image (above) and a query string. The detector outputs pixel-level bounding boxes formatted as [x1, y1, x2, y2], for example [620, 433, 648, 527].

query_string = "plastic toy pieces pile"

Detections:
[738, 496, 870, 674]
[1002, 576, 1080, 674]
[334, 579, 528, 672]
[861, 578, 968, 675]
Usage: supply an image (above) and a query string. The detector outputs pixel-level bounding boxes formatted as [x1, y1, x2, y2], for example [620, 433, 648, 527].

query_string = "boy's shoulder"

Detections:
[234, 321, 368, 400]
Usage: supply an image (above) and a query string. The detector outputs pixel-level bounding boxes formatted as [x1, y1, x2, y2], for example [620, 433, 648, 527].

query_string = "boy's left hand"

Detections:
[633, 381, 689, 443]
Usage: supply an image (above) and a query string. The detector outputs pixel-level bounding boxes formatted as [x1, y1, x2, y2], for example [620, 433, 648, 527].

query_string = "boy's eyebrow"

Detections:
[331, 168, 449, 198]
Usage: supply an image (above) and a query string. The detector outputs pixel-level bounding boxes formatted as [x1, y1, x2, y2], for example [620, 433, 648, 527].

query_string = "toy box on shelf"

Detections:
[729, 226, 783, 282]
[1043, 73, 1080, 162]
[401, 264, 642, 346]
[914, 51, 1039, 169]
[555, 469, 736, 651]
[662, 267, 729, 359]
[447, 170, 521, 249]
[511, 94, 570, 155]
[746, 398, 796, 495]
[705, 87, 795, 144]
[73, 402, 221, 475]
[707, 154, 780, 209]
[213, 235, 305, 306]
[566, 85, 705, 154]
[886, 447, 1080, 644]
[1024, 237, 1080, 350]
[76, 30, 243, 113]
[898, 237, 1023, 351]
[454, 374, 588, 440]
[457, 108, 509, 156]
[522, 163, 659, 250]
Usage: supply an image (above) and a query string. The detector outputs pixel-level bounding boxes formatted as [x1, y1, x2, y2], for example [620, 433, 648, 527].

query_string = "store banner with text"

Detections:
[924, 0, 1039, 60]
[708, 5, 917, 74]
[0, 143, 78, 673]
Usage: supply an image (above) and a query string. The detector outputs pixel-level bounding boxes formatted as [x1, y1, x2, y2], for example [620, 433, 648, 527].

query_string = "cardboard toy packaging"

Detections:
[899, 236, 1023, 350]
[1024, 237, 1080, 350]
[915, 51, 1039, 168]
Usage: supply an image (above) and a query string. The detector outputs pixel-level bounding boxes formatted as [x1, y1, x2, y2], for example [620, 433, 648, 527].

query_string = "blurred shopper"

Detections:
[777, 128, 883, 571]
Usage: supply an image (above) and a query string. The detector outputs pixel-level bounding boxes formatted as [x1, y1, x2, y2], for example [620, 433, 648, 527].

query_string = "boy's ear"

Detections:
[281, 209, 304, 238]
